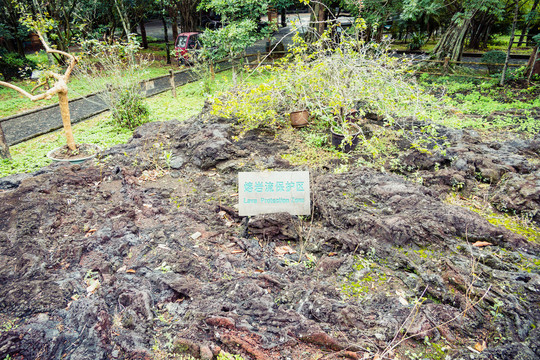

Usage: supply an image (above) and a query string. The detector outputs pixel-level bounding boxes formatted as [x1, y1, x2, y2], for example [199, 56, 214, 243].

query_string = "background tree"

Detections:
[517, 0, 540, 46]
[178, 0, 201, 32]
[399, 0, 445, 41]
[431, 0, 507, 61]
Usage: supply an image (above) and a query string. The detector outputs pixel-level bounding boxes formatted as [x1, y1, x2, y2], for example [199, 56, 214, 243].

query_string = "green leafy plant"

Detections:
[408, 32, 427, 51]
[0, 50, 36, 81]
[211, 20, 446, 154]
[217, 352, 246, 360]
[481, 50, 506, 74]
[77, 36, 151, 130]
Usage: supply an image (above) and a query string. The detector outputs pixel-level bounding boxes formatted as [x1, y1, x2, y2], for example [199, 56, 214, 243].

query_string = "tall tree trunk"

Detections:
[431, 11, 475, 61]
[0, 123, 11, 160]
[281, 8, 286, 27]
[500, 0, 519, 86]
[317, 4, 325, 35]
[161, 14, 169, 43]
[518, 0, 539, 46]
[305, 3, 320, 42]
[526, 46, 540, 79]
[114, 0, 131, 38]
[469, 12, 494, 49]
[140, 19, 148, 48]
[58, 90, 76, 150]
[178, 0, 199, 33]
[169, 6, 179, 41]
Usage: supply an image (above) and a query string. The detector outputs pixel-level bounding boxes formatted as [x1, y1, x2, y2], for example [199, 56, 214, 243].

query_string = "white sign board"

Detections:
[238, 171, 311, 216]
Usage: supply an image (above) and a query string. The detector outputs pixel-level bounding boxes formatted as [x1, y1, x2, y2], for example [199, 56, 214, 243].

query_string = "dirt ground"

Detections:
[0, 106, 539, 360]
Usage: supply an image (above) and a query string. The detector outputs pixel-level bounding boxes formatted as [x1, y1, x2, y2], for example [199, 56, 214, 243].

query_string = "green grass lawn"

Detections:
[0, 68, 269, 177]
[0, 51, 174, 118]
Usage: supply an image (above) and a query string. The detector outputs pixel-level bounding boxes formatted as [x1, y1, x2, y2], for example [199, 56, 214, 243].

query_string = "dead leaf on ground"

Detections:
[231, 249, 244, 254]
[275, 245, 296, 256]
[84, 229, 97, 238]
[126, 269, 136, 273]
[86, 279, 100, 294]
[474, 340, 487, 352]
[473, 241, 492, 247]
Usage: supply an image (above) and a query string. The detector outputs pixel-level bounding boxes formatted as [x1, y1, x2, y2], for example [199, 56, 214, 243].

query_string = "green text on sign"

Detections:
[238, 171, 311, 216]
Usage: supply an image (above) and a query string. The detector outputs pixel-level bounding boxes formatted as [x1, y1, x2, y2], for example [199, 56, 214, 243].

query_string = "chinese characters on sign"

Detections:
[238, 171, 311, 216]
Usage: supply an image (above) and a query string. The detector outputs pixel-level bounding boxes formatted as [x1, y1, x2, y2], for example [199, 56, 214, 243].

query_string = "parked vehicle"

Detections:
[175, 32, 201, 65]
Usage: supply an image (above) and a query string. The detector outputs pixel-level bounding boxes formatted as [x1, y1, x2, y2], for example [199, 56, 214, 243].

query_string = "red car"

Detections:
[175, 32, 201, 65]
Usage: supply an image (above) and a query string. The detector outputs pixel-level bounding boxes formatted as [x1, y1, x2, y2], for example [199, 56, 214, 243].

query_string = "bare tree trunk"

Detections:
[178, 0, 199, 33]
[432, 11, 475, 61]
[169, 6, 179, 42]
[305, 3, 320, 42]
[140, 19, 148, 48]
[58, 90, 76, 150]
[114, 0, 131, 38]
[317, 4, 325, 34]
[518, 0, 539, 46]
[0, 123, 11, 160]
[161, 15, 169, 43]
[526, 46, 540, 80]
[500, 1, 519, 86]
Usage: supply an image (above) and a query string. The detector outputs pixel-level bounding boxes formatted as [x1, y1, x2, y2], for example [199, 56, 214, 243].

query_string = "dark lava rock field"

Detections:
[0, 110, 539, 360]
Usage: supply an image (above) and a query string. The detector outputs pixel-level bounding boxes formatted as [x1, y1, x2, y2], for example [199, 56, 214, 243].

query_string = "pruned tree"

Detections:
[0, 30, 77, 150]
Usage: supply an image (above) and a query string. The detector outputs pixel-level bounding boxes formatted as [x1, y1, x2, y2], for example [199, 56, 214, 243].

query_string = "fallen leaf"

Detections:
[86, 279, 100, 294]
[126, 269, 136, 273]
[275, 245, 296, 256]
[398, 296, 408, 306]
[84, 229, 97, 238]
[474, 340, 487, 352]
[473, 241, 492, 247]
[231, 249, 244, 254]
[328, 252, 337, 256]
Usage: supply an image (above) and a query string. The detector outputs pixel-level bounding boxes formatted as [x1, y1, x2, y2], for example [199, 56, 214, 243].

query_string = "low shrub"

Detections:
[408, 32, 427, 51]
[110, 88, 149, 130]
[481, 50, 506, 74]
[77, 36, 152, 130]
[0, 50, 36, 81]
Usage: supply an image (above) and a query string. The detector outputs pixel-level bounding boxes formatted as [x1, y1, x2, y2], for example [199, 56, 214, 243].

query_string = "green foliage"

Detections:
[481, 50, 506, 74]
[199, 0, 276, 62]
[111, 89, 150, 130]
[200, 19, 265, 61]
[199, 0, 268, 22]
[77, 36, 152, 130]
[408, 32, 427, 50]
[217, 352, 246, 360]
[0, 50, 36, 81]
[341, 255, 388, 299]
[212, 22, 446, 154]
